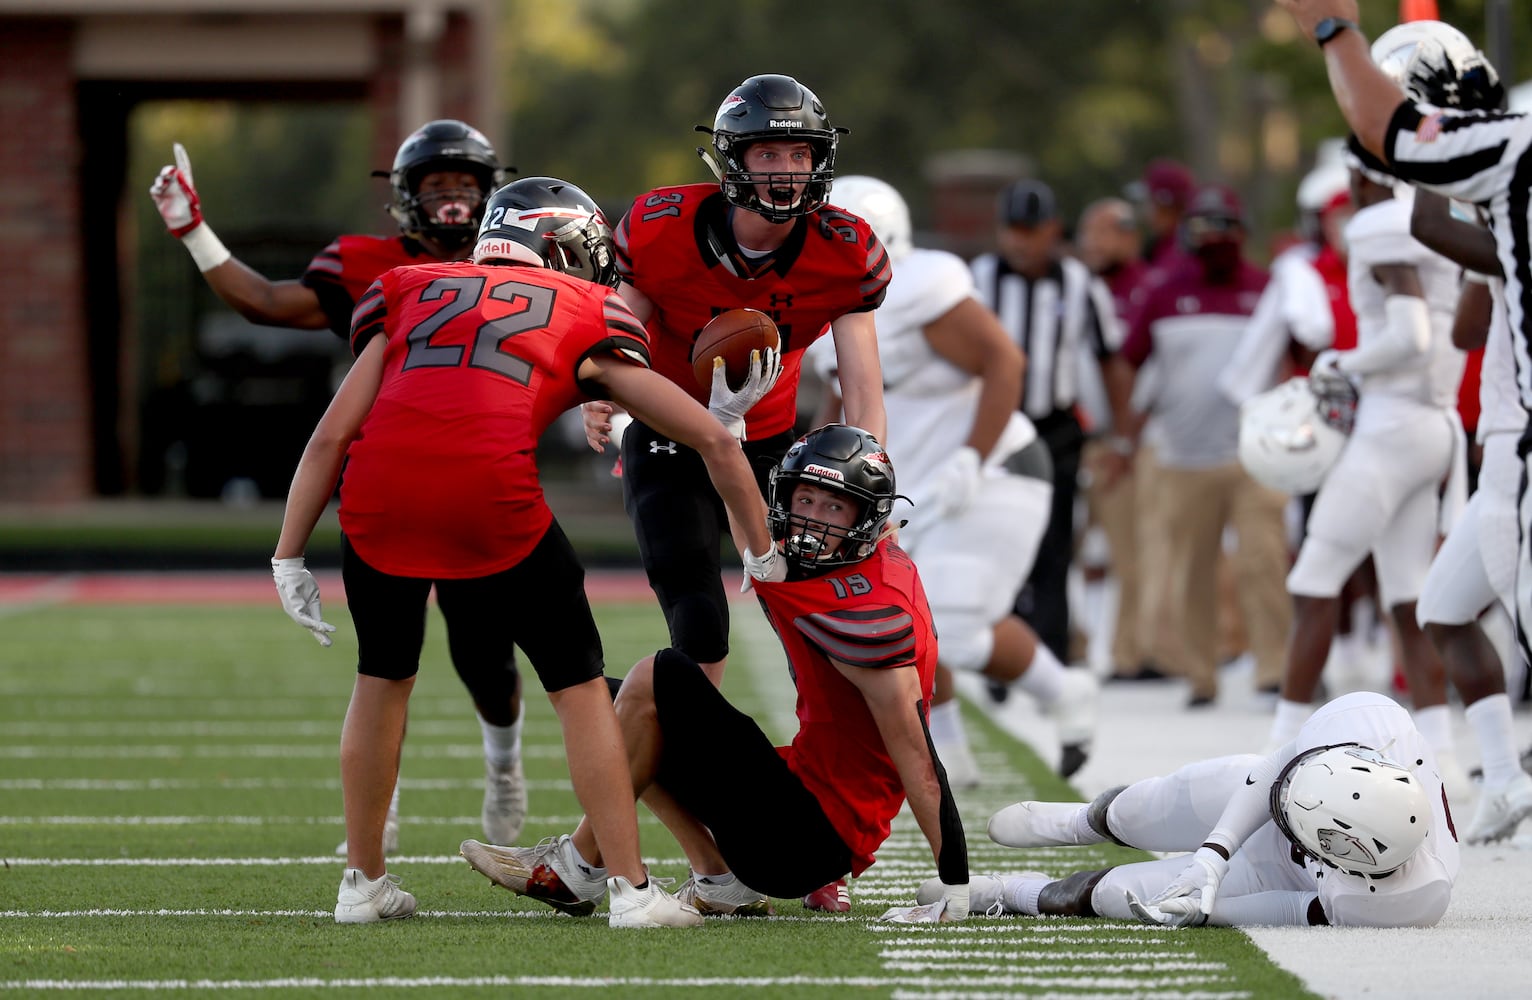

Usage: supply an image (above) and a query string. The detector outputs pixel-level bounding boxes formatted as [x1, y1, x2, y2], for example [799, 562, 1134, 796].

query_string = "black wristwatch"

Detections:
[1314, 17, 1359, 49]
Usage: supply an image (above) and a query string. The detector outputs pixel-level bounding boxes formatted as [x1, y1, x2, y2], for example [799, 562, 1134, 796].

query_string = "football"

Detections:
[690, 308, 781, 391]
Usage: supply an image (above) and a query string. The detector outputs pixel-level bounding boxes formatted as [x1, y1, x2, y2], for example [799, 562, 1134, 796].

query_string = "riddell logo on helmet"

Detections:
[805, 464, 845, 481]
[769, 120, 803, 128]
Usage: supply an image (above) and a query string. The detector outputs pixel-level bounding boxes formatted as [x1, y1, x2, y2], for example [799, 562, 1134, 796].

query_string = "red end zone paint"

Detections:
[0, 571, 682, 606]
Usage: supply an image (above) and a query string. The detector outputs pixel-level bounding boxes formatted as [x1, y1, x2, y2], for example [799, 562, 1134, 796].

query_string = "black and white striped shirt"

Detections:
[1385, 101, 1532, 414]
[969, 254, 1122, 420]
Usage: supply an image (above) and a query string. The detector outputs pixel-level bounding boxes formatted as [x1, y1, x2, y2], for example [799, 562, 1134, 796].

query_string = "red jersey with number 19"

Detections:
[752, 539, 936, 875]
[613, 183, 889, 439]
[339, 261, 650, 578]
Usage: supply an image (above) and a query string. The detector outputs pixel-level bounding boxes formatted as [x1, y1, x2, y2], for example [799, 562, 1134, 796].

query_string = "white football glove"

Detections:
[708, 347, 783, 440]
[1126, 888, 1207, 928]
[272, 557, 336, 647]
[1145, 845, 1228, 923]
[739, 544, 788, 593]
[929, 446, 983, 518]
[149, 144, 204, 238]
[1307, 349, 1354, 401]
[878, 882, 967, 923]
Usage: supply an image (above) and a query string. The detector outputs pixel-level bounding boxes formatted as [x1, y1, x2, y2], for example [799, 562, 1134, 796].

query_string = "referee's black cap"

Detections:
[998, 179, 1057, 228]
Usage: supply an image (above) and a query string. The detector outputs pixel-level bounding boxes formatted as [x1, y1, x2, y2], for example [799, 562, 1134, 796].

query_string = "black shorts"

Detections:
[650, 648, 852, 897]
[620, 421, 793, 663]
[341, 521, 605, 693]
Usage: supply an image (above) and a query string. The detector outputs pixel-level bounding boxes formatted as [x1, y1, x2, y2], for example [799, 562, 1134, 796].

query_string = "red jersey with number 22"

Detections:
[752, 539, 936, 875]
[339, 261, 650, 578]
[614, 183, 889, 438]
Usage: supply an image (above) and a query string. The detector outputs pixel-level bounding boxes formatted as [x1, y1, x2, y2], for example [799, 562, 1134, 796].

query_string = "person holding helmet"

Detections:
[807, 176, 1097, 786]
[272, 176, 778, 926]
[153, 120, 526, 857]
[940, 691, 1457, 928]
[1263, 44, 1472, 792]
[461, 424, 972, 923]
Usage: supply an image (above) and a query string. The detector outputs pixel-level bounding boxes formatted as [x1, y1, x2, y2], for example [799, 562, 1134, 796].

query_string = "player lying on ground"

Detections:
[919, 692, 1456, 927]
[460, 424, 970, 922]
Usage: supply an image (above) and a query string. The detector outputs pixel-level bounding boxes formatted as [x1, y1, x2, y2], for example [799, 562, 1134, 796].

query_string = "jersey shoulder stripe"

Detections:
[349, 278, 388, 357]
[795, 605, 917, 670]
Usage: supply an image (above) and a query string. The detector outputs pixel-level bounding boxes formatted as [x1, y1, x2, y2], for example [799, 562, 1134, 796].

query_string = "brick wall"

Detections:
[0, 19, 93, 501]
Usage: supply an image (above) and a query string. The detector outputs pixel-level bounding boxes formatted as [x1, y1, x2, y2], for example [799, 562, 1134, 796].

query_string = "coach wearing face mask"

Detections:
[1102, 186, 1293, 709]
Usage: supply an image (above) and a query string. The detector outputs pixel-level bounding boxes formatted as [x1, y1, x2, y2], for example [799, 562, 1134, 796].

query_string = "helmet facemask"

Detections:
[392, 163, 497, 253]
[712, 134, 838, 224]
[766, 424, 898, 575]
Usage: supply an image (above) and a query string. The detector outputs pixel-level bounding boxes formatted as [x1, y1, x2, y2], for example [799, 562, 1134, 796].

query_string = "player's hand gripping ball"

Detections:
[691, 308, 781, 390]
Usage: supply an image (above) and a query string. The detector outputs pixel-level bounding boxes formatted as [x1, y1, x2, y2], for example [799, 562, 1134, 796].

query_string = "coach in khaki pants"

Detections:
[1104, 184, 1291, 706]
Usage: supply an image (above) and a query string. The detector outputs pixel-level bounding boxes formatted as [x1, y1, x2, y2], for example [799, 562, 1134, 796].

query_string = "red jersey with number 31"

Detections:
[339, 261, 650, 578]
[752, 539, 936, 875]
[613, 183, 890, 438]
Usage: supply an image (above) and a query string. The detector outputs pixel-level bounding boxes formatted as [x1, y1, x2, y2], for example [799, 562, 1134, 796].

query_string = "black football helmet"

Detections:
[767, 424, 897, 572]
[383, 119, 508, 253]
[471, 176, 618, 287]
[697, 74, 846, 223]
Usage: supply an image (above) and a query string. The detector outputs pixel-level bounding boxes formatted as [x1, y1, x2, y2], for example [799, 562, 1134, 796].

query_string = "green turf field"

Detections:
[0, 595, 1317, 998]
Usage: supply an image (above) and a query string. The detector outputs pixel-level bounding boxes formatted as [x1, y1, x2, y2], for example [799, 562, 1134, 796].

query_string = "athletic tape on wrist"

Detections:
[181, 223, 231, 272]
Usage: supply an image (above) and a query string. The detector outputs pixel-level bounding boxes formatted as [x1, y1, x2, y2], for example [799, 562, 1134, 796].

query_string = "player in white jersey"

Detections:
[1266, 149, 1468, 784]
[1411, 181, 1532, 844]
[961, 692, 1458, 928]
[809, 176, 1098, 783]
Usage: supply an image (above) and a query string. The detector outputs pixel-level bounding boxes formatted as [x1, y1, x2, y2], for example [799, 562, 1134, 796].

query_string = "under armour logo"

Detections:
[649, 440, 677, 455]
[769, 292, 794, 309]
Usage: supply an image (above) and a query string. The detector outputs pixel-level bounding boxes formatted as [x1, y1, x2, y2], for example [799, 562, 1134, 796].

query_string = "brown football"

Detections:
[690, 308, 781, 390]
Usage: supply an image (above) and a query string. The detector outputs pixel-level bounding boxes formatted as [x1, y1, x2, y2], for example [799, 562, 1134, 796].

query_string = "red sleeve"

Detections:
[576, 289, 652, 369]
[794, 605, 918, 670]
[349, 277, 388, 357]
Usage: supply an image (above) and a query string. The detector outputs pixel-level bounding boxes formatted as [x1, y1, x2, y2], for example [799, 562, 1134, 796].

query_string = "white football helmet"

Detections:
[1371, 20, 1503, 111]
[831, 175, 913, 262]
[1271, 744, 1431, 877]
[1238, 378, 1348, 495]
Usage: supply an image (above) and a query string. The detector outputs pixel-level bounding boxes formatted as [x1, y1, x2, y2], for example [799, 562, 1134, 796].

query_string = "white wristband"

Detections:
[181, 223, 231, 272]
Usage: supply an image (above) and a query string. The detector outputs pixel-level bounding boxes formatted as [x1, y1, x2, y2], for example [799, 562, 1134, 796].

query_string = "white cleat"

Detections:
[482, 755, 528, 845]
[607, 875, 703, 928]
[460, 835, 607, 916]
[1046, 668, 1099, 777]
[1466, 771, 1532, 845]
[334, 868, 416, 924]
[1436, 750, 1475, 806]
[988, 800, 1101, 848]
[916, 872, 1050, 915]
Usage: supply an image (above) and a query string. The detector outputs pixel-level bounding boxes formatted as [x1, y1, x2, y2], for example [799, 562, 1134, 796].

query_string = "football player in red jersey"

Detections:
[151, 119, 507, 336]
[580, 74, 891, 696]
[152, 121, 527, 855]
[270, 177, 780, 927]
[461, 425, 971, 922]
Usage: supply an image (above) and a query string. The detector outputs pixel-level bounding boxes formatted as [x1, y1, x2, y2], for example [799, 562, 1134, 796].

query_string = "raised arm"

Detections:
[1276, 1, 1407, 158]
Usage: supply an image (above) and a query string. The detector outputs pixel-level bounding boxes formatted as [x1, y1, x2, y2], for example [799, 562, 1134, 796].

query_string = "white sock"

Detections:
[567, 840, 607, 879]
[1016, 643, 1066, 703]
[481, 702, 524, 769]
[1465, 695, 1521, 786]
[1269, 699, 1311, 747]
[388, 780, 400, 821]
[1002, 876, 1049, 915]
[1413, 704, 1453, 758]
[928, 699, 967, 746]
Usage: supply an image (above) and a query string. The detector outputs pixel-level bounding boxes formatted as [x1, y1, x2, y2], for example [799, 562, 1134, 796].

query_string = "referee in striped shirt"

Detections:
[971, 180, 1123, 663]
[1278, 0, 1532, 653]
